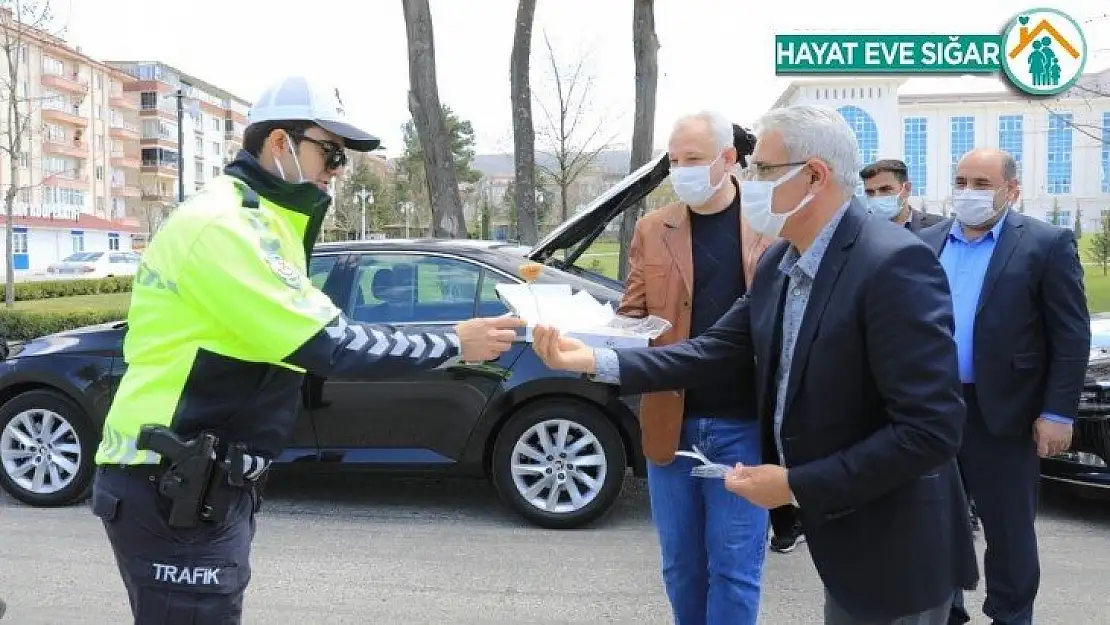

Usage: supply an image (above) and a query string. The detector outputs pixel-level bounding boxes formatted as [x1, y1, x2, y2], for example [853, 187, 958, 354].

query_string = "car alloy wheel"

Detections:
[510, 418, 608, 514]
[1, 407, 82, 495]
[0, 389, 95, 507]
[492, 399, 627, 529]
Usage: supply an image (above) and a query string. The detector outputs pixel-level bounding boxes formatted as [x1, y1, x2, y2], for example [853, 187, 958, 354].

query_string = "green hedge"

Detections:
[9, 276, 133, 301]
[0, 310, 126, 342]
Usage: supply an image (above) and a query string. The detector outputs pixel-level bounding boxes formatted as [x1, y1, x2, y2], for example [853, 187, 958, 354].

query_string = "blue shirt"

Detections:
[938, 212, 1070, 425]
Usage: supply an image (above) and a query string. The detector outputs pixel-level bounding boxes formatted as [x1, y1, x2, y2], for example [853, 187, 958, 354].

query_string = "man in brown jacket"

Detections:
[618, 112, 775, 625]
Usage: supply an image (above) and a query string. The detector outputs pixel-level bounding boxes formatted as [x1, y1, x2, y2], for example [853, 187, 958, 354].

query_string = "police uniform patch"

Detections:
[266, 253, 302, 290]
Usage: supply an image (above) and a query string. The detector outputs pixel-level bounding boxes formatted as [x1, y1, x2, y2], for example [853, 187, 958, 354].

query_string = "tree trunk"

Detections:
[402, 0, 466, 238]
[618, 0, 659, 281]
[510, 0, 539, 245]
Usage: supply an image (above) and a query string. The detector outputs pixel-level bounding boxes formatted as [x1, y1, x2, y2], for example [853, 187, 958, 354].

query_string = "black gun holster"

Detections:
[135, 425, 247, 529]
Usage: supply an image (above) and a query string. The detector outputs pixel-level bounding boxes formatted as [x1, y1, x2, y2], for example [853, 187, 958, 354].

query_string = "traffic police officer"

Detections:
[89, 75, 525, 624]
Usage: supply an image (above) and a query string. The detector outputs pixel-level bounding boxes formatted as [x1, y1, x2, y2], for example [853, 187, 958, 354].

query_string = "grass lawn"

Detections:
[8, 292, 132, 314]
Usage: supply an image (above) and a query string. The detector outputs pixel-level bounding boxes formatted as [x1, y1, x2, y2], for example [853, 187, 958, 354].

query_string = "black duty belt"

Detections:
[108, 425, 271, 528]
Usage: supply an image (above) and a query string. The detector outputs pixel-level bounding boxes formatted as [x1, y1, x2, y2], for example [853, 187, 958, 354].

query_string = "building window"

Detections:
[42, 56, 64, 76]
[95, 165, 104, 181]
[210, 117, 221, 131]
[949, 116, 975, 183]
[1050, 210, 1072, 227]
[142, 148, 179, 168]
[1101, 113, 1110, 194]
[836, 106, 879, 169]
[1047, 113, 1073, 195]
[13, 231, 28, 255]
[108, 233, 120, 251]
[96, 197, 105, 213]
[195, 136, 203, 152]
[997, 115, 1023, 181]
[71, 231, 85, 253]
[140, 92, 158, 110]
[902, 117, 928, 196]
[211, 165, 221, 179]
[211, 141, 220, 156]
[44, 123, 65, 143]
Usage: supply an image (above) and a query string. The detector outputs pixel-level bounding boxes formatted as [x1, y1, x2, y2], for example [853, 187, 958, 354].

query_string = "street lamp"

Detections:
[355, 188, 373, 240]
[163, 88, 198, 204]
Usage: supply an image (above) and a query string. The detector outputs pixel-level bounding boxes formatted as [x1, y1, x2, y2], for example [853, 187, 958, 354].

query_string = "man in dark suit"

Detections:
[919, 148, 1090, 625]
[532, 104, 978, 625]
[862, 158, 980, 534]
[860, 159, 944, 232]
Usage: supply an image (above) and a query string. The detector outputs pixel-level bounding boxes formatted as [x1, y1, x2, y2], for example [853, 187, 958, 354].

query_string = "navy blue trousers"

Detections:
[950, 385, 1040, 625]
[91, 466, 257, 625]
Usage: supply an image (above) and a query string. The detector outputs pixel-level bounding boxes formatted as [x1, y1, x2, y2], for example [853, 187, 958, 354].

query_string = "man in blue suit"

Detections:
[532, 104, 978, 625]
[919, 148, 1090, 625]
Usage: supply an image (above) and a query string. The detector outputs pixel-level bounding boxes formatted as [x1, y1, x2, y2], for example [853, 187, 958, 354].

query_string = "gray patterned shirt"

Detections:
[772, 202, 849, 464]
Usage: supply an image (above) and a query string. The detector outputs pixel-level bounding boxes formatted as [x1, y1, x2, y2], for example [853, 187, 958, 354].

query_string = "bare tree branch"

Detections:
[534, 35, 621, 225]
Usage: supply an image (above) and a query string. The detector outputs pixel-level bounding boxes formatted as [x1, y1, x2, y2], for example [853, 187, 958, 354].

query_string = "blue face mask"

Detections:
[867, 194, 903, 220]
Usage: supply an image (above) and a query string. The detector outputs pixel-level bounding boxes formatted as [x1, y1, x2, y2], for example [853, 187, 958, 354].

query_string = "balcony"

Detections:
[43, 141, 89, 160]
[110, 151, 141, 169]
[140, 107, 177, 122]
[111, 181, 141, 198]
[41, 73, 89, 95]
[42, 107, 88, 127]
[141, 190, 176, 202]
[224, 130, 242, 143]
[109, 93, 139, 111]
[109, 123, 141, 141]
[141, 162, 179, 178]
[44, 173, 89, 190]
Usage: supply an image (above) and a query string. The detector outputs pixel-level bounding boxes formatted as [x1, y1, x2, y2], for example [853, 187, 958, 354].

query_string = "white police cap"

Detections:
[247, 75, 380, 152]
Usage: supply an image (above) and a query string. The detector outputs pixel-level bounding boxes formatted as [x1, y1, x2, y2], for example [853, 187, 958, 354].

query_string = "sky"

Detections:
[60, 0, 1110, 158]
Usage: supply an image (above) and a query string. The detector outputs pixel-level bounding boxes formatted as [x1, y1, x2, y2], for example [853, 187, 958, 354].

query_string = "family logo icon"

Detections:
[1001, 8, 1087, 96]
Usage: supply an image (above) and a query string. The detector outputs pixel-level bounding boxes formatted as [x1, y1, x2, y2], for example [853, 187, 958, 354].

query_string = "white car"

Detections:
[45, 251, 140, 279]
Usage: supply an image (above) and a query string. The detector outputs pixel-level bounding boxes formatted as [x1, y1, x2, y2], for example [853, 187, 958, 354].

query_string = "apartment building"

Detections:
[0, 8, 144, 274]
[107, 61, 250, 207]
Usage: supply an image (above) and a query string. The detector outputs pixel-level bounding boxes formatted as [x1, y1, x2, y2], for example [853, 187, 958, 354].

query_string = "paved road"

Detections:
[0, 473, 1107, 624]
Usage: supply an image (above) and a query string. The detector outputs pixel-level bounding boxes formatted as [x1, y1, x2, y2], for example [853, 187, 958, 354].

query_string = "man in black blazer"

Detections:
[532, 104, 978, 625]
[860, 159, 944, 232]
[919, 148, 1090, 625]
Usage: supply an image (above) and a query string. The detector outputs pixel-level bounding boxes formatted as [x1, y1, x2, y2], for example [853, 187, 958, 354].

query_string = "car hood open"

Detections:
[526, 153, 669, 266]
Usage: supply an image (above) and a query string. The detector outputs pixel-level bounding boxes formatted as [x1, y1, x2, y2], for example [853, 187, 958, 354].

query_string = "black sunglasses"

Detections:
[295, 134, 348, 171]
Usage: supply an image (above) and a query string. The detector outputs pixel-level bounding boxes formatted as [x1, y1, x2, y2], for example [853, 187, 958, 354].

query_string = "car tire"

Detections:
[0, 389, 96, 507]
[491, 398, 627, 529]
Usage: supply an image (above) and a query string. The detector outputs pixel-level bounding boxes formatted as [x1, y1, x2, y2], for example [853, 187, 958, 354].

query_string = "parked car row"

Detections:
[0, 156, 1105, 530]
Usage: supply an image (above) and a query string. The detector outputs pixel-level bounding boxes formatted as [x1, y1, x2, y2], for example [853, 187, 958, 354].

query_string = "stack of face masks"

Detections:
[675, 446, 734, 480]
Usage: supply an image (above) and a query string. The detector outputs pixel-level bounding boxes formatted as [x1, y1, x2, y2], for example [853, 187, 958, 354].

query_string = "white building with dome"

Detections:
[770, 69, 1110, 231]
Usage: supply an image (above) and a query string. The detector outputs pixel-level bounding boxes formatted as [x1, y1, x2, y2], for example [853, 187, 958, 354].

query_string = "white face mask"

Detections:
[952, 189, 1001, 227]
[273, 131, 307, 184]
[670, 152, 725, 207]
[867, 194, 903, 220]
[740, 164, 813, 238]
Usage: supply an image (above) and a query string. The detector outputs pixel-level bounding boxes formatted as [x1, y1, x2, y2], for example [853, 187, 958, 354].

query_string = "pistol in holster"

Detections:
[135, 425, 248, 529]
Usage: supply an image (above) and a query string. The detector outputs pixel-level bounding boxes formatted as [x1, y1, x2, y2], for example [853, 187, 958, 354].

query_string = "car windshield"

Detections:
[62, 252, 103, 262]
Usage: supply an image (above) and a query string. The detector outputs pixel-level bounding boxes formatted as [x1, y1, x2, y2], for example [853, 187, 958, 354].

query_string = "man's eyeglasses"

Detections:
[738, 161, 810, 181]
[296, 135, 348, 171]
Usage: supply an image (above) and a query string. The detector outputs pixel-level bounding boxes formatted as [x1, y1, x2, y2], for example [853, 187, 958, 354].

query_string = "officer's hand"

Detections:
[456, 315, 527, 362]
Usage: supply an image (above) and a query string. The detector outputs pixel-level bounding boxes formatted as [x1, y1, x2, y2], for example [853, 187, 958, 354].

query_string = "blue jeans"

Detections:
[647, 417, 769, 625]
